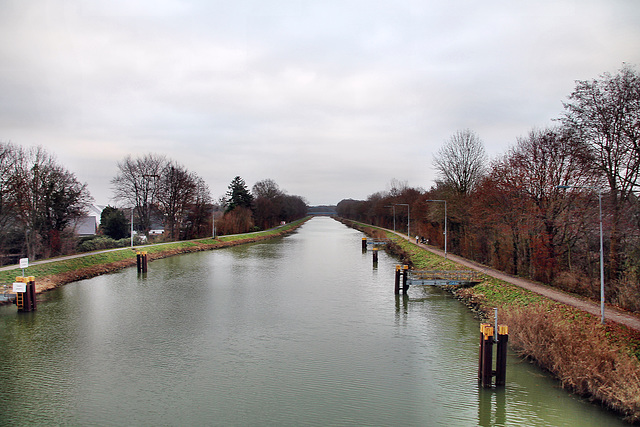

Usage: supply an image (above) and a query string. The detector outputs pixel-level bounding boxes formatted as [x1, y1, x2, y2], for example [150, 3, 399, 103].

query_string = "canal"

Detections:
[0, 217, 625, 425]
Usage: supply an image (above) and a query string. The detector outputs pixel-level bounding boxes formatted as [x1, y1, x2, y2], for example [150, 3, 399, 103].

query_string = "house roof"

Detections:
[87, 204, 107, 224]
[75, 216, 97, 235]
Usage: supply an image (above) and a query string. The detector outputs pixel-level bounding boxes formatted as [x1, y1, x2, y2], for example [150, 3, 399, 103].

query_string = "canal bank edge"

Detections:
[337, 217, 640, 424]
[1, 217, 310, 301]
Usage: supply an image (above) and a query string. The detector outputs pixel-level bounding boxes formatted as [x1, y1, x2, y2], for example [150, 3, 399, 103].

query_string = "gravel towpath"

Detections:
[393, 232, 640, 332]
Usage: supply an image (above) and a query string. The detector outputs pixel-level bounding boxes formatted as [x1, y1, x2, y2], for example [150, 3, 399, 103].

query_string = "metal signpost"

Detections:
[426, 199, 447, 259]
[19, 258, 28, 277]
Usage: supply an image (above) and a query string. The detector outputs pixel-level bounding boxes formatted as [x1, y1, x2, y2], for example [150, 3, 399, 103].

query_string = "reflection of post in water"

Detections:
[394, 293, 409, 323]
[477, 387, 507, 427]
[477, 386, 492, 426]
[495, 386, 506, 425]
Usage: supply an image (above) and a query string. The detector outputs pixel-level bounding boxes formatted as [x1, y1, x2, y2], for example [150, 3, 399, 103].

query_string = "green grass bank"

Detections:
[339, 218, 640, 424]
[1, 217, 310, 296]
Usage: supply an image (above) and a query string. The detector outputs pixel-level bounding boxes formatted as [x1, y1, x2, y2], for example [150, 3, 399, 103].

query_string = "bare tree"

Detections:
[111, 153, 166, 236]
[0, 143, 17, 233]
[0, 143, 19, 262]
[158, 161, 196, 240]
[483, 128, 597, 281]
[386, 178, 409, 198]
[250, 179, 307, 229]
[252, 179, 284, 230]
[561, 65, 640, 276]
[252, 179, 283, 200]
[9, 145, 91, 258]
[184, 175, 212, 239]
[433, 129, 488, 195]
[112, 153, 213, 240]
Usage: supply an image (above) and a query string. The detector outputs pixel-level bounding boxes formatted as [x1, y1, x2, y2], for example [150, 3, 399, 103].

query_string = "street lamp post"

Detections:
[212, 206, 216, 238]
[385, 205, 396, 232]
[426, 199, 447, 259]
[395, 203, 410, 240]
[558, 185, 605, 324]
[130, 207, 134, 248]
[141, 173, 160, 239]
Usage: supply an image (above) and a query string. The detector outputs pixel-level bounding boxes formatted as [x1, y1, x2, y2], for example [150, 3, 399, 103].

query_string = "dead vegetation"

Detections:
[502, 305, 640, 423]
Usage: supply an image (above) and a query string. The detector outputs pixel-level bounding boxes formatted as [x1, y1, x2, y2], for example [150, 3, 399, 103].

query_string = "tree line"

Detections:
[110, 153, 212, 242]
[337, 65, 640, 313]
[214, 176, 308, 235]
[0, 147, 308, 265]
[109, 155, 308, 239]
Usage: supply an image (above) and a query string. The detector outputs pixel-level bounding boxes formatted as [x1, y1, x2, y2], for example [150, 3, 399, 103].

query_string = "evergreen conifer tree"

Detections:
[225, 176, 254, 212]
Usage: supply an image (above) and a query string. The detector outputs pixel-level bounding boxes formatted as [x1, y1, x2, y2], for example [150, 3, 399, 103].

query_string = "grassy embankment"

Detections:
[1, 217, 309, 295]
[341, 218, 640, 423]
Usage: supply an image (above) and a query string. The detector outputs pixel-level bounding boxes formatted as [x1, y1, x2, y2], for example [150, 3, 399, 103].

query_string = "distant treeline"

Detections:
[307, 205, 337, 214]
[214, 176, 308, 235]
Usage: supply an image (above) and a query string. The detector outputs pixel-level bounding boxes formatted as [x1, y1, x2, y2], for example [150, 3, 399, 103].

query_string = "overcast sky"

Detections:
[1, 0, 639, 205]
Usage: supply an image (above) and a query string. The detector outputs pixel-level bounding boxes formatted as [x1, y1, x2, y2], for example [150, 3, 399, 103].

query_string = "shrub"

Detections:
[215, 207, 255, 235]
[76, 236, 139, 252]
[552, 270, 594, 298]
[609, 280, 640, 313]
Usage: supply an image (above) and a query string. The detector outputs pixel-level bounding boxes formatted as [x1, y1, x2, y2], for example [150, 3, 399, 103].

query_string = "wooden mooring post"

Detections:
[478, 323, 509, 388]
[14, 276, 37, 312]
[402, 266, 408, 293]
[495, 325, 509, 386]
[362, 237, 367, 252]
[394, 265, 410, 295]
[395, 265, 401, 294]
[372, 247, 378, 265]
[137, 251, 148, 274]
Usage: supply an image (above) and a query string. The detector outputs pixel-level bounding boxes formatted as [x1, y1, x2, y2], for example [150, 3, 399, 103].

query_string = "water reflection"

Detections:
[478, 387, 507, 426]
[0, 217, 627, 426]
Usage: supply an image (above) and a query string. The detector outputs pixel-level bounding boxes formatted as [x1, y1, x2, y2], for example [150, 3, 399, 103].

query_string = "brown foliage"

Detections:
[216, 207, 255, 235]
[336, 120, 640, 313]
[552, 270, 595, 298]
[609, 280, 640, 313]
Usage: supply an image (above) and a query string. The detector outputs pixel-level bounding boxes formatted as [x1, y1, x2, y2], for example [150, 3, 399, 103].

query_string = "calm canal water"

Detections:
[0, 217, 626, 426]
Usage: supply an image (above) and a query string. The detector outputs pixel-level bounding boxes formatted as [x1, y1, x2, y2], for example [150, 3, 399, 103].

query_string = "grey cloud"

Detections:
[1, 0, 639, 205]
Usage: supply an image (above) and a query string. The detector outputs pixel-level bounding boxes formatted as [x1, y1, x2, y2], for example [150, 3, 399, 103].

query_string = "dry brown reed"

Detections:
[502, 304, 640, 422]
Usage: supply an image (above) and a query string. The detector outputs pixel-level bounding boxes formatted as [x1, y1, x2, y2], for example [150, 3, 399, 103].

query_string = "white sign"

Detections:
[19, 258, 28, 269]
[13, 282, 26, 293]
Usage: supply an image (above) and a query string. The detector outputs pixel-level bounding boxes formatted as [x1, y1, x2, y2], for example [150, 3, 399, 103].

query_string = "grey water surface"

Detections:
[0, 217, 625, 426]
